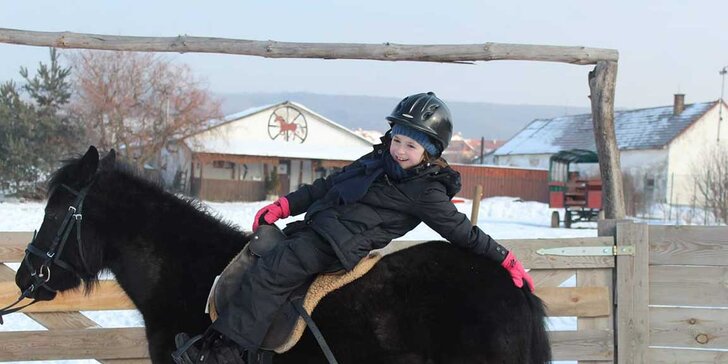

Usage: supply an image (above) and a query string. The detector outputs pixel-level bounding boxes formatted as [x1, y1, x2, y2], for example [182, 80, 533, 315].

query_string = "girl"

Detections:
[173, 92, 533, 364]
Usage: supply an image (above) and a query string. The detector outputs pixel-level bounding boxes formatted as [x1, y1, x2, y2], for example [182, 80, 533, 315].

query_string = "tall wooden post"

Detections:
[470, 185, 483, 225]
[589, 61, 626, 219]
[615, 221, 650, 363]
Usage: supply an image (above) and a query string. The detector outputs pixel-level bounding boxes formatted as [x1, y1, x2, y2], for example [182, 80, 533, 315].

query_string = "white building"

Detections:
[161, 101, 373, 201]
[492, 95, 728, 208]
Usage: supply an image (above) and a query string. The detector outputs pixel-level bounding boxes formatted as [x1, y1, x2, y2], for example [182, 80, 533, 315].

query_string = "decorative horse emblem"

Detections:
[268, 105, 308, 143]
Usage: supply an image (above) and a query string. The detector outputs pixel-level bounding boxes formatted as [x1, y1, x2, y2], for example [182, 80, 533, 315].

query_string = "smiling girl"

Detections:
[173, 92, 534, 364]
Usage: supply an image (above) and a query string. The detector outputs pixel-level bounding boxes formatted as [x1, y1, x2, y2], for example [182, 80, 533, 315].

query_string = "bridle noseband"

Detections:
[0, 179, 96, 324]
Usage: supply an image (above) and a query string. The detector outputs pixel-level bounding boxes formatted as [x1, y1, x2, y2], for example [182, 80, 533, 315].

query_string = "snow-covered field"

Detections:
[0, 196, 594, 363]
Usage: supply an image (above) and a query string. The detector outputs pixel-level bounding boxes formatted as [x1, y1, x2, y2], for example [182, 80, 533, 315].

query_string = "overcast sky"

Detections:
[1, 1, 727, 109]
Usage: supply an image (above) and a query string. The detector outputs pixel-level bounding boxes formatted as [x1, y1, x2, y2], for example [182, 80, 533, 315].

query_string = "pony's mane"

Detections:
[48, 153, 167, 196]
[46, 151, 247, 292]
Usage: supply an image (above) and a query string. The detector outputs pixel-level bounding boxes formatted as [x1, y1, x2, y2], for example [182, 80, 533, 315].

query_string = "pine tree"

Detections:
[0, 48, 81, 198]
[0, 81, 39, 193]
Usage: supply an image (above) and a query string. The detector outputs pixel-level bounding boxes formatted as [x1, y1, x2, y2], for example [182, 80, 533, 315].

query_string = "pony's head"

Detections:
[15, 146, 116, 301]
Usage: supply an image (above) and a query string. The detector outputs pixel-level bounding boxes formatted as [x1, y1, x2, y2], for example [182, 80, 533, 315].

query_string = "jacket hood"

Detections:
[428, 165, 461, 198]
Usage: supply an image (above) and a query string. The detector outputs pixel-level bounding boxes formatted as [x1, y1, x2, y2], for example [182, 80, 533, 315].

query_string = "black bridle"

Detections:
[0, 180, 96, 324]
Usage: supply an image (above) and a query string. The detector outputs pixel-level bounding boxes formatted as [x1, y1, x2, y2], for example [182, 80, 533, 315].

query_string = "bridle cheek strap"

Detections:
[0, 180, 96, 324]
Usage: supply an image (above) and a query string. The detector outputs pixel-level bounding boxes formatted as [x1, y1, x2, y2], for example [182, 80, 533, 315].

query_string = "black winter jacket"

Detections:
[285, 143, 507, 270]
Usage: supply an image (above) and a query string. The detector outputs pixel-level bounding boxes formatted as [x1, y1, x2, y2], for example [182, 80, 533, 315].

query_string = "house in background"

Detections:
[469, 138, 506, 164]
[160, 101, 373, 201]
[442, 133, 478, 164]
[491, 94, 728, 211]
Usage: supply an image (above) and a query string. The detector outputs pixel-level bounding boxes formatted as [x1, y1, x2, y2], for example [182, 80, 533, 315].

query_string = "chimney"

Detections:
[673, 94, 685, 115]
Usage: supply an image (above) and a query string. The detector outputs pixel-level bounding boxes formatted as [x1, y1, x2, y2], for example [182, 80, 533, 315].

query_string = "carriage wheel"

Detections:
[564, 210, 572, 228]
[550, 211, 560, 228]
[267, 106, 308, 143]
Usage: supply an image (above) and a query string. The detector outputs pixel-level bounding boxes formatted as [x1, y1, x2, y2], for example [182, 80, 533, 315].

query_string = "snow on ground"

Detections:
[0, 196, 593, 363]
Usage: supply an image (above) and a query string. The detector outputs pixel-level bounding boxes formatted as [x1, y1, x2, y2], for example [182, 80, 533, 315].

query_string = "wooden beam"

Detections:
[650, 306, 728, 349]
[549, 329, 614, 361]
[649, 225, 728, 266]
[27, 312, 101, 329]
[0, 28, 618, 65]
[615, 221, 650, 363]
[2, 274, 604, 318]
[577, 268, 614, 364]
[0, 231, 31, 262]
[0, 264, 15, 280]
[589, 61, 626, 219]
[536, 286, 611, 317]
[650, 265, 728, 307]
[650, 347, 728, 362]
[0, 328, 149, 361]
[0, 281, 135, 312]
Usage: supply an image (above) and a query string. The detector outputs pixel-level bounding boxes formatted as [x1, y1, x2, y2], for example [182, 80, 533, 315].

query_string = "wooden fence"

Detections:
[190, 178, 267, 202]
[450, 164, 549, 203]
[2, 222, 726, 362]
[647, 225, 728, 362]
[0, 231, 615, 362]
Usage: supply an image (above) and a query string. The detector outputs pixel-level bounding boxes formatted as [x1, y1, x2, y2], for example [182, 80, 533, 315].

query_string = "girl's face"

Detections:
[390, 133, 426, 169]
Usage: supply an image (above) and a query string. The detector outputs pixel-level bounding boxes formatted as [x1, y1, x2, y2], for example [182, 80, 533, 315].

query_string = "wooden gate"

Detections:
[647, 225, 728, 362]
[1, 231, 617, 362]
[587, 221, 728, 363]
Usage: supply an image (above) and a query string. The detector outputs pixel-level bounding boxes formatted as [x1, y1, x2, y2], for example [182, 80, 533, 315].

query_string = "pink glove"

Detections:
[252, 197, 291, 231]
[501, 251, 534, 292]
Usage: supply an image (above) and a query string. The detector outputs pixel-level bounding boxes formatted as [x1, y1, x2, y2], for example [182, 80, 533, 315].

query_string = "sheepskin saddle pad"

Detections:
[206, 225, 382, 354]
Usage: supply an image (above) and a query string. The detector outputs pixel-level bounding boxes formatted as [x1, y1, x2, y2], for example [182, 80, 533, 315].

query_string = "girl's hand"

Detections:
[501, 251, 534, 292]
[252, 197, 290, 231]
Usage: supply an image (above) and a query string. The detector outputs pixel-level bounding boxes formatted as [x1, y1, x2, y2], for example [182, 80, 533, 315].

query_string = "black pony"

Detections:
[14, 146, 551, 363]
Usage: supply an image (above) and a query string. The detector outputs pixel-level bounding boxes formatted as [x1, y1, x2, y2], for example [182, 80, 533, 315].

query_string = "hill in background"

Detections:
[219, 92, 590, 140]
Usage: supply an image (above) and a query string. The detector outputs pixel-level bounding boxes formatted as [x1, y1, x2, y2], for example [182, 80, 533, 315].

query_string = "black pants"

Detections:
[212, 228, 343, 349]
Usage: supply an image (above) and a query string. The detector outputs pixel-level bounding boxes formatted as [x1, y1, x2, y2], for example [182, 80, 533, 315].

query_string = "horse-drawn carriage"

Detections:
[548, 149, 603, 228]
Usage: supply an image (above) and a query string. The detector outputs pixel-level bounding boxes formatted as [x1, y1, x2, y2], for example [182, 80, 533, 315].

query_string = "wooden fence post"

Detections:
[471, 185, 483, 225]
[589, 61, 626, 220]
[615, 221, 649, 363]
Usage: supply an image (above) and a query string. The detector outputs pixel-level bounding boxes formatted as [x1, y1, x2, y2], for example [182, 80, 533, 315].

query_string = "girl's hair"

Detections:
[424, 152, 449, 168]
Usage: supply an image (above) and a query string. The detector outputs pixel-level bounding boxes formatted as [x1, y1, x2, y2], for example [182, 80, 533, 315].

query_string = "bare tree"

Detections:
[69, 50, 222, 169]
[692, 146, 728, 224]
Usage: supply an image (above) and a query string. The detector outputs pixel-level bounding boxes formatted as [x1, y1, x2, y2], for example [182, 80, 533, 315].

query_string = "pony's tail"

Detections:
[523, 287, 552, 364]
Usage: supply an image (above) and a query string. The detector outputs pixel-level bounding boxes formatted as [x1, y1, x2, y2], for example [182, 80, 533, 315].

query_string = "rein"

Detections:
[0, 180, 96, 324]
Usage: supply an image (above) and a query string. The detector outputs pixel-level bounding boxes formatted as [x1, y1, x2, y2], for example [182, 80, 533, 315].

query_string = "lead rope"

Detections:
[0, 296, 38, 324]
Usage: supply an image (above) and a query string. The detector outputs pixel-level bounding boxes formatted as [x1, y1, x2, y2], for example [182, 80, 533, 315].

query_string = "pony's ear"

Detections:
[78, 146, 100, 184]
[100, 149, 116, 171]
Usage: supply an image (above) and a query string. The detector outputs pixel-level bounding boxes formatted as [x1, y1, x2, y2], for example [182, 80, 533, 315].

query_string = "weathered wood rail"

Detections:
[6, 221, 724, 362]
[2, 231, 616, 362]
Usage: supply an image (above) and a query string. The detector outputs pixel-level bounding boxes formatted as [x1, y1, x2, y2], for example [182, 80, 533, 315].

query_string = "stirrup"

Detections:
[173, 330, 249, 364]
[172, 332, 206, 364]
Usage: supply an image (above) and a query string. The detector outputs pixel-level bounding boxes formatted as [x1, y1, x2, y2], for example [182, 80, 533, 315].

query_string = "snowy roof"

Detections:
[184, 101, 373, 161]
[495, 101, 719, 156]
[195, 101, 372, 145]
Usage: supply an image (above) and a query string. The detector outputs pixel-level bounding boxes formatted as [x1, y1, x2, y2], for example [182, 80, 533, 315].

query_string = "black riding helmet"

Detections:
[385, 92, 453, 156]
